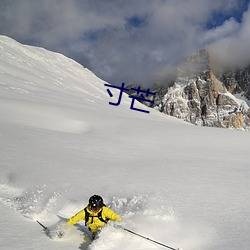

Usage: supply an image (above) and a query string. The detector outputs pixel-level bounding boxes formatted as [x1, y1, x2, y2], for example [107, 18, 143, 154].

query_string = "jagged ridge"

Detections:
[130, 49, 250, 129]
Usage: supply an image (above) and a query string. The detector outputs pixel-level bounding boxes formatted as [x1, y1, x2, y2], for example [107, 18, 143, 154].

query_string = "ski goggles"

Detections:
[89, 205, 101, 212]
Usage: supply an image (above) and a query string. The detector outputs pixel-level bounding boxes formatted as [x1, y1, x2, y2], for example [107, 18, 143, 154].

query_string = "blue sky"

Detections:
[206, 0, 249, 28]
[0, 0, 249, 86]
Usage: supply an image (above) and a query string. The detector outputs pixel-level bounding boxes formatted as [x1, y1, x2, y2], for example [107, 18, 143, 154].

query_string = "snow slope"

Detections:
[0, 35, 250, 250]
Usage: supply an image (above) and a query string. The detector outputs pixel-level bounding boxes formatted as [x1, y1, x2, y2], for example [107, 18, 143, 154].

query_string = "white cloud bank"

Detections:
[0, 0, 249, 86]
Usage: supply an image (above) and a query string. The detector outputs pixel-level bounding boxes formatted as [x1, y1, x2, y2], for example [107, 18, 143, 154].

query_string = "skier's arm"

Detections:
[104, 207, 122, 222]
[67, 209, 85, 225]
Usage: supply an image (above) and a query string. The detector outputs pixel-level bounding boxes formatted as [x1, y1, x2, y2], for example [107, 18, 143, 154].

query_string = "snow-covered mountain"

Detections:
[161, 49, 250, 129]
[0, 36, 250, 250]
[132, 49, 250, 130]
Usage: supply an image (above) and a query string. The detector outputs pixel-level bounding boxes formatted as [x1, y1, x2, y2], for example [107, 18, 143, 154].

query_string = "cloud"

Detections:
[200, 18, 240, 45]
[209, 4, 250, 69]
[0, 0, 249, 86]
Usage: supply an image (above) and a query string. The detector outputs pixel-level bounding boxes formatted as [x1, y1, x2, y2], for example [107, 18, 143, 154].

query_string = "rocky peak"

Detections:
[177, 48, 210, 78]
[150, 49, 250, 130]
[125, 49, 250, 130]
[158, 49, 250, 129]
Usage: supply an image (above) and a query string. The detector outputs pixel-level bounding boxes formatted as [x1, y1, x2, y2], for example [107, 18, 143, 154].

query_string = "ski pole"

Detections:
[122, 227, 180, 250]
[37, 220, 48, 231]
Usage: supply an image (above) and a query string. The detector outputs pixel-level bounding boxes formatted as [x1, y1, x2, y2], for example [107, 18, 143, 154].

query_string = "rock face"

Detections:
[128, 49, 250, 129]
[217, 66, 250, 100]
[158, 49, 250, 129]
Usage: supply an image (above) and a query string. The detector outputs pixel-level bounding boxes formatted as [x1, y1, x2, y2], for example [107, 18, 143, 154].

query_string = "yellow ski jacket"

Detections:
[67, 206, 121, 233]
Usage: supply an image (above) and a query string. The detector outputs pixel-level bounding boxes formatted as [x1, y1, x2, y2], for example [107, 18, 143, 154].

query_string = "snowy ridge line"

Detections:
[0, 35, 109, 103]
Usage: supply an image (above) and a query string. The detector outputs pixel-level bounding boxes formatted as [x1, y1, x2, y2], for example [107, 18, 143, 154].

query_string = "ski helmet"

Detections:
[89, 195, 104, 210]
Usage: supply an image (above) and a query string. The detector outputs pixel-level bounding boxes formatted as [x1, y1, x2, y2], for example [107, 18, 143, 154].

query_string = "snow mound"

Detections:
[0, 99, 90, 133]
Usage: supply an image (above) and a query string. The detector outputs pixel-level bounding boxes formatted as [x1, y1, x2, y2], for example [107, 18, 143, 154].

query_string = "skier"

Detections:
[66, 194, 121, 239]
